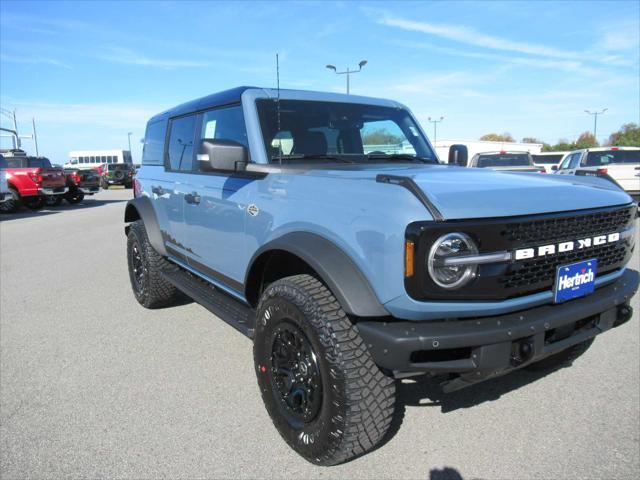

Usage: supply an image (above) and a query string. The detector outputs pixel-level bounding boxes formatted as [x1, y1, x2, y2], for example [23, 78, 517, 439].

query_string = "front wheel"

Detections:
[254, 274, 396, 466]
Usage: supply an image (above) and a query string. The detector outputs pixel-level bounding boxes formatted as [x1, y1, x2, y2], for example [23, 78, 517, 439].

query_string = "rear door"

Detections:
[181, 105, 251, 293]
[157, 114, 198, 259]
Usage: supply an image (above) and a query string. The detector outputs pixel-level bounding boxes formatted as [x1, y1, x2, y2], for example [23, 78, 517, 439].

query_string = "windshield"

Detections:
[532, 154, 564, 164]
[585, 150, 640, 166]
[256, 99, 437, 163]
[476, 153, 531, 168]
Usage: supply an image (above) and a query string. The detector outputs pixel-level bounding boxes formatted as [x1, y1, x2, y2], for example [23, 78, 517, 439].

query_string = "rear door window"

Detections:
[167, 115, 197, 171]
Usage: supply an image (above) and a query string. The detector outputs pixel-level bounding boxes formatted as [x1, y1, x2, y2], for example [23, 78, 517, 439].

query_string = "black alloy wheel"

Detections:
[269, 321, 323, 425]
[130, 238, 146, 295]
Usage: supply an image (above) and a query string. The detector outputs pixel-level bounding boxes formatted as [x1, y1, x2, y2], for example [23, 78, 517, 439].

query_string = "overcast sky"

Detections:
[1, 0, 638, 163]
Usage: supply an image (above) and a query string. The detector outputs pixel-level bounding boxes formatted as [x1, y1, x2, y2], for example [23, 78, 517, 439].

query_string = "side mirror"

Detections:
[551, 165, 558, 171]
[448, 144, 468, 167]
[197, 139, 248, 172]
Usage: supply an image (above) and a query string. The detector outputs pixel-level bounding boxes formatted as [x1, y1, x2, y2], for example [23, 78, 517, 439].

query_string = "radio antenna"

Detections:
[276, 53, 282, 166]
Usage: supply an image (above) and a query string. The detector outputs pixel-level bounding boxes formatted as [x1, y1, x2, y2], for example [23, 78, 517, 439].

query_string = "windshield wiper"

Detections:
[366, 152, 432, 163]
[270, 154, 354, 163]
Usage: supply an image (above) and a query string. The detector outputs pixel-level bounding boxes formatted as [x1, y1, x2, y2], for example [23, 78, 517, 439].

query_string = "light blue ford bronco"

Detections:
[125, 87, 639, 465]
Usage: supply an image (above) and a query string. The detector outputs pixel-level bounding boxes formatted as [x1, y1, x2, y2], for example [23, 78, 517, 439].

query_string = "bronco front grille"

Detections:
[501, 242, 629, 290]
[405, 204, 637, 301]
[503, 208, 634, 245]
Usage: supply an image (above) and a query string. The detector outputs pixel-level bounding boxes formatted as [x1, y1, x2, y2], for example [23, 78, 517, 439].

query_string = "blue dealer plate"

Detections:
[554, 259, 598, 303]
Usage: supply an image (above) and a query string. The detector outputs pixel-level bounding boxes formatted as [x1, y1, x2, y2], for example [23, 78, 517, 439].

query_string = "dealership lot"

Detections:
[1, 189, 638, 479]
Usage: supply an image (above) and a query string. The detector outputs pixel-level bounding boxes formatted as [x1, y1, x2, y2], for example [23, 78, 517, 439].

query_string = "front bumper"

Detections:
[39, 186, 68, 195]
[358, 269, 639, 391]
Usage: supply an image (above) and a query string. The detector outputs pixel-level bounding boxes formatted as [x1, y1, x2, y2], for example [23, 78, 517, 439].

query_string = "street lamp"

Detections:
[127, 132, 133, 153]
[428, 116, 444, 144]
[326, 60, 368, 94]
[584, 108, 607, 141]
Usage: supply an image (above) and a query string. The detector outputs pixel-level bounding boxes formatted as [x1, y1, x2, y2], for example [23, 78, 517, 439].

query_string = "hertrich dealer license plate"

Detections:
[554, 259, 598, 303]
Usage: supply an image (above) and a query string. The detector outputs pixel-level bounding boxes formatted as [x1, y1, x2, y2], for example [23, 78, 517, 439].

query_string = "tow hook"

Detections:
[510, 337, 535, 366]
[615, 304, 633, 327]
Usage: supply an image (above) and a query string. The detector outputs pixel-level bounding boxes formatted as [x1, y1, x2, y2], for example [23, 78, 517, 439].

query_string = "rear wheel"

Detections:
[0, 188, 21, 213]
[525, 338, 595, 372]
[46, 195, 63, 206]
[65, 192, 85, 204]
[127, 220, 183, 308]
[24, 196, 46, 210]
[254, 274, 396, 466]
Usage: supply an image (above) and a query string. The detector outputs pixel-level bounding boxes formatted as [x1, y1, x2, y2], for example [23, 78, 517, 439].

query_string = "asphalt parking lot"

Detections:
[1, 189, 639, 480]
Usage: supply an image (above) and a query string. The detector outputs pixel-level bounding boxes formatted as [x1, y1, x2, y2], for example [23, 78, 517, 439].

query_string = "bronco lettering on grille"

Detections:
[514, 232, 621, 260]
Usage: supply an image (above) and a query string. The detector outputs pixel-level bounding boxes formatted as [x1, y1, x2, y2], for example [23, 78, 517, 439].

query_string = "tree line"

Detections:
[479, 123, 640, 151]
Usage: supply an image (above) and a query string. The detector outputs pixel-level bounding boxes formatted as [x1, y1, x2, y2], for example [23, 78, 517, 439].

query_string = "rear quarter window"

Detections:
[142, 119, 167, 165]
[585, 150, 640, 166]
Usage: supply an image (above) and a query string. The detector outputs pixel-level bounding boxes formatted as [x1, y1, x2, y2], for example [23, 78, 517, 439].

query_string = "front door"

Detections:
[181, 105, 252, 294]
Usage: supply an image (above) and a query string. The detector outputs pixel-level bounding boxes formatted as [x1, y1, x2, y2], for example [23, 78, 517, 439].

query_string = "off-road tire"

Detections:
[525, 338, 595, 372]
[254, 274, 396, 466]
[65, 192, 85, 204]
[24, 196, 46, 210]
[126, 220, 182, 309]
[0, 188, 21, 213]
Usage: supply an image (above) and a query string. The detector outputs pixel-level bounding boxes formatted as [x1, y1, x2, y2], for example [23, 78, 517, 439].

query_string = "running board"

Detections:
[161, 268, 255, 338]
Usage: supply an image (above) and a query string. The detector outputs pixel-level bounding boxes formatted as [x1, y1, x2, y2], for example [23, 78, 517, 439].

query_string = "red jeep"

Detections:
[0, 150, 67, 212]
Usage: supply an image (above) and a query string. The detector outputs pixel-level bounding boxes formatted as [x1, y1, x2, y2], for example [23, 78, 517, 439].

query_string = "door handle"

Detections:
[185, 192, 201, 204]
[151, 185, 165, 196]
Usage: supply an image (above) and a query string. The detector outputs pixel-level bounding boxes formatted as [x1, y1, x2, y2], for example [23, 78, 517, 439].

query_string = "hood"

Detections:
[305, 164, 633, 220]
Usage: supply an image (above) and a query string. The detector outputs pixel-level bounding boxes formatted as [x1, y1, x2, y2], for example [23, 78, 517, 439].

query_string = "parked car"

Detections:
[555, 147, 640, 198]
[47, 168, 101, 206]
[0, 150, 67, 212]
[532, 151, 568, 173]
[464, 150, 546, 172]
[125, 87, 638, 465]
[0, 155, 12, 205]
[101, 163, 135, 189]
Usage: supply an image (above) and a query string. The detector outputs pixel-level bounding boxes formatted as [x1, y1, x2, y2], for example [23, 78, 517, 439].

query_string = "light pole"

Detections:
[0, 108, 19, 149]
[584, 108, 607, 141]
[326, 60, 367, 94]
[428, 116, 444, 144]
[127, 132, 133, 153]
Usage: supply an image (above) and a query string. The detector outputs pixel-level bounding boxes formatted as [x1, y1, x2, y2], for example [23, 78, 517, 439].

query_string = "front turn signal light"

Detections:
[405, 240, 415, 278]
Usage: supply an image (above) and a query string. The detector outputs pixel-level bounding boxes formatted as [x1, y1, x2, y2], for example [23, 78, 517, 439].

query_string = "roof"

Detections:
[146, 86, 404, 124]
[148, 86, 256, 123]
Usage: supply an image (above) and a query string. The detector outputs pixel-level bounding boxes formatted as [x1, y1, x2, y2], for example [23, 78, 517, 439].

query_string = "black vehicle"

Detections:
[64, 168, 100, 204]
[101, 163, 135, 189]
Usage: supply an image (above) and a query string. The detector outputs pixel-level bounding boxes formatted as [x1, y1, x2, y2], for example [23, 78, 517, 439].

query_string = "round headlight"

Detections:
[427, 232, 478, 289]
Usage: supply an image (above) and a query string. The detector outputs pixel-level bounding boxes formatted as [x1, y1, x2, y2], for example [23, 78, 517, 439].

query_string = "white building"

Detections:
[434, 140, 543, 163]
[67, 150, 132, 169]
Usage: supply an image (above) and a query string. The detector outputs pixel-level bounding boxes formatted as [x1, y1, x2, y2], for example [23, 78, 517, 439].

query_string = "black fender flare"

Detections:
[246, 232, 389, 318]
[124, 196, 167, 256]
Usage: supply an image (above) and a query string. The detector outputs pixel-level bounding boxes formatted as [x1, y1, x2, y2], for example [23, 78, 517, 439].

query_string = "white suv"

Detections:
[555, 147, 639, 197]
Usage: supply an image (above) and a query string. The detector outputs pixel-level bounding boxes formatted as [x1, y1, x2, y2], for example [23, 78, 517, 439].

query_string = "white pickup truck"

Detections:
[555, 147, 640, 198]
